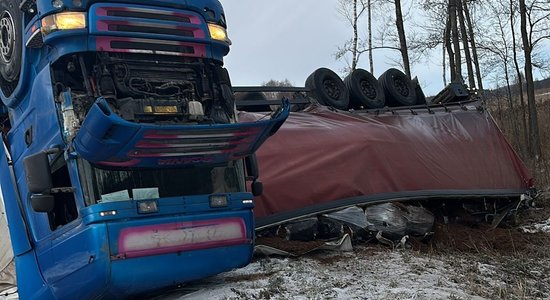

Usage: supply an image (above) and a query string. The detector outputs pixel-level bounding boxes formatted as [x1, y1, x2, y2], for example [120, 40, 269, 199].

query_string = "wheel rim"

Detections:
[392, 75, 410, 97]
[0, 11, 15, 64]
[360, 80, 377, 99]
[322, 79, 341, 100]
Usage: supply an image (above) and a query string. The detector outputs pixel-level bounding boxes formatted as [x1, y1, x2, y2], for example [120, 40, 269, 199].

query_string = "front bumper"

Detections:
[47, 206, 254, 299]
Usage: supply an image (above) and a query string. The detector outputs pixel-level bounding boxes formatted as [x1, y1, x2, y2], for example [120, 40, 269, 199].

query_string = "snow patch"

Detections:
[520, 218, 550, 233]
[172, 250, 488, 300]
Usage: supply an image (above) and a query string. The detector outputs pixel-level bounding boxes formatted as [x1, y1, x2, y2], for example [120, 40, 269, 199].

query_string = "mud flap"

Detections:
[73, 98, 290, 168]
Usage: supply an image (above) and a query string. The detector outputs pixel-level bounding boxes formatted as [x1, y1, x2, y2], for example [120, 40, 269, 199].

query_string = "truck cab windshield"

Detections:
[78, 160, 245, 205]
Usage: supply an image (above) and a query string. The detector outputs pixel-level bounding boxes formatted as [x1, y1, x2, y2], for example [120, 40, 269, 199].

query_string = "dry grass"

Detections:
[487, 92, 550, 190]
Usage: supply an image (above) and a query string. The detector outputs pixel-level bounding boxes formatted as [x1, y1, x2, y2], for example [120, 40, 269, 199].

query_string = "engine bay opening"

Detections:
[50, 52, 236, 137]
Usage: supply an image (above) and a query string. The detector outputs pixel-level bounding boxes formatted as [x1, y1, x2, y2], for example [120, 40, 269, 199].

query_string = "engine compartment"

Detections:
[51, 52, 236, 137]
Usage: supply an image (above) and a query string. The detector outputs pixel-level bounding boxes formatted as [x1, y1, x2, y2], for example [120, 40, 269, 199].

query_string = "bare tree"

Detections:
[394, 0, 411, 77]
[368, 0, 374, 73]
[479, 1, 521, 149]
[519, 0, 545, 159]
[335, 0, 368, 73]
[336, 0, 410, 76]
[262, 79, 293, 87]
[449, 0, 462, 82]
[457, 0, 475, 88]
[444, 16, 456, 82]
[462, 0, 483, 91]
[509, 0, 529, 154]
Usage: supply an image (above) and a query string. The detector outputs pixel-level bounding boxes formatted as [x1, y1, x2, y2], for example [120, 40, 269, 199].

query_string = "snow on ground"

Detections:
[521, 217, 550, 233]
[5, 202, 550, 300]
[156, 246, 526, 300]
[4, 243, 550, 300]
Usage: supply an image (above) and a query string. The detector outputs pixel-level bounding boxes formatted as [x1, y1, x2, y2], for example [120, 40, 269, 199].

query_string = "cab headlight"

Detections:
[208, 23, 231, 45]
[41, 12, 86, 35]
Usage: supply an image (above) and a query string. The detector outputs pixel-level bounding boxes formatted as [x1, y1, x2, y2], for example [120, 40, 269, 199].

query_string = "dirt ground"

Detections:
[156, 193, 550, 300]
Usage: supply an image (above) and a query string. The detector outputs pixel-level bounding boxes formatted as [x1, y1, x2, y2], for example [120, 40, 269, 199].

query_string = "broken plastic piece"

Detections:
[404, 205, 435, 236]
[278, 218, 318, 241]
[366, 203, 408, 239]
[320, 206, 370, 241]
[366, 203, 434, 241]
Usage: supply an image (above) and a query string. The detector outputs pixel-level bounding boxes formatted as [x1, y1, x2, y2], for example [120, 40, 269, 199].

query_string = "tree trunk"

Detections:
[504, 63, 521, 150]
[450, 0, 462, 82]
[368, 0, 374, 74]
[462, 0, 483, 91]
[519, 0, 542, 159]
[445, 16, 456, 82]
[394, 0, 411, 77]
[457, 0, 475, 88]
[352, 0, 359, 71]
[494, 8, 521, 151]
[510, 0, 529, 156]
[443, 32, 447, 86]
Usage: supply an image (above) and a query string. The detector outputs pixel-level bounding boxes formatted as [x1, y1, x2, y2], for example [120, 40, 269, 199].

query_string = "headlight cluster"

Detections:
[41, 12, 86, 35]
[39, 12, 231, 46]
[208, 23, 232, 45]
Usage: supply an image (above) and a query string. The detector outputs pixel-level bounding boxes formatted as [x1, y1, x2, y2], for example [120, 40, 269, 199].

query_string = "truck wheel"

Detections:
[305, 68, 349, 110]
[344, 69, 385, 109]
[0, 0, 21, 97]
[378, 68, 416, 107]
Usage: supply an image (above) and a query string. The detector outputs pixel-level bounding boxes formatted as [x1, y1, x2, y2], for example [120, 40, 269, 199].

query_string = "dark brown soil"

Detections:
[413, 222, 550, 257]
[224, 271, 278, 283]
[256, 237, 326, 256]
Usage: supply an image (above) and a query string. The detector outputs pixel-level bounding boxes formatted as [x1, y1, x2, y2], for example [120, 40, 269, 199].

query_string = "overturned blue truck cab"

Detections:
[0, 0, 288, 298]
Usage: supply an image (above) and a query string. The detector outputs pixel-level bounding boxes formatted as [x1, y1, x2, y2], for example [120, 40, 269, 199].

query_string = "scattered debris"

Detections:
[521, 218, 550, 233]
[366, 203, 434, 239]
[320, 206, 369, 241]
[277, 218, 319, 241]
[255, 234, 353, 257]
[257, 202, 436, 254]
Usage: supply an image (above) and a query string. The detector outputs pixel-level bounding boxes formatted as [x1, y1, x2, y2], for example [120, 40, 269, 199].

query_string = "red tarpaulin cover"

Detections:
[239, 104, 532, 227]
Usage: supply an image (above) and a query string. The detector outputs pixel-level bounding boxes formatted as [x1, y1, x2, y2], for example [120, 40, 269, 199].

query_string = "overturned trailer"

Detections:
[236, 68, 533, 231]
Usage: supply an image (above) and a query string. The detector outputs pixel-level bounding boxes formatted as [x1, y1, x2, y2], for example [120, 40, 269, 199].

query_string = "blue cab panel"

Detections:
[31, 205, 254, 299]
[1, 0, 285, 298]
[73, 98, 289, 168]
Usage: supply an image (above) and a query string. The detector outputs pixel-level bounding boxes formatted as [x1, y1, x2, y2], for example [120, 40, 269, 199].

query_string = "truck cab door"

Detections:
[0, 141, 32, 255]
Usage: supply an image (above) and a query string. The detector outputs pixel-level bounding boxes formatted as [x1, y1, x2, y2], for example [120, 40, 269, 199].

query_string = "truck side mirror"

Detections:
[31, 194, 55, 213]
[245, 154, 263, 196]
[251, 180, 263, 197]
[23, 151, 53, 194]
[245, 154, 259, 180]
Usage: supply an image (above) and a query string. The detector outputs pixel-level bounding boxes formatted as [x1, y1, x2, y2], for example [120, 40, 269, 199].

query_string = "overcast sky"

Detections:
[220, 1, 550, 97]
[221, 0, 446, 96]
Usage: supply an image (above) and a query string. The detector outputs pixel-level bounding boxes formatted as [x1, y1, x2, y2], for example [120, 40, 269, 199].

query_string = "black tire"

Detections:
[0, 0, 21, 97]
[305, 68, 349, 110]
[344, 68, 385, 109]
[378, 68, 417, 107]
